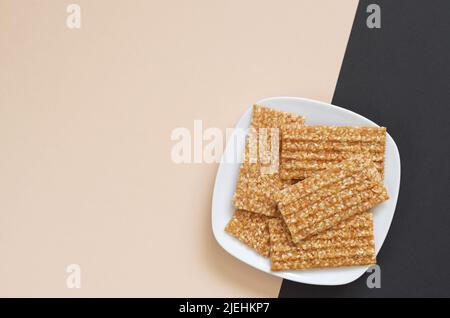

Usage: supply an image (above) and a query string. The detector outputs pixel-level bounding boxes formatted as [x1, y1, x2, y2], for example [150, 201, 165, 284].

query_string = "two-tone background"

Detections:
[1, 0, 449, 297]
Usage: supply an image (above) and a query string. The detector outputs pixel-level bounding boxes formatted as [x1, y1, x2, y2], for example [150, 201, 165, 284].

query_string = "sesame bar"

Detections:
[280, 126, 386, 180]
[276, 155, 388, 242]
[225, 210, 272, 257]
[233, 105, 305, 216]
[269, 213, 376, 271]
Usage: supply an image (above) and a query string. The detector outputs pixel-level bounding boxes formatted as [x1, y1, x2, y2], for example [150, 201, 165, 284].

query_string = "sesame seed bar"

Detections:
[280, 126, 386, 180]
[269, 213, 376, 271]
[233, 105, 305, 216]
[225, 210, 272, 257]
[276, 155, 389, 243]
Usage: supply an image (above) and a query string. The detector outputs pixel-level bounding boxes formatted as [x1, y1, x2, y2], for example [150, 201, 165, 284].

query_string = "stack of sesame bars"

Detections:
[225, 105, 389, 271]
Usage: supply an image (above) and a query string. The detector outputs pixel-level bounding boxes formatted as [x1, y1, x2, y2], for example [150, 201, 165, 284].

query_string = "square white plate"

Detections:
[211, 96, 401, 286]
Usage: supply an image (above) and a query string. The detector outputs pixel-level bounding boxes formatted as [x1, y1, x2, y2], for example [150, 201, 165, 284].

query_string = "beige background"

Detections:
[0, 0, 357, 297]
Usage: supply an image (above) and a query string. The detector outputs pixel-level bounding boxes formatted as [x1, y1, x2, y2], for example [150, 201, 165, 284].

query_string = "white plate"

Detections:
[211, 97, 401, 286]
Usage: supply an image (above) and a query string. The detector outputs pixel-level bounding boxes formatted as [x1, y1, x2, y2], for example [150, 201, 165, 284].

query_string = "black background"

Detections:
[280, 0, 450, 297]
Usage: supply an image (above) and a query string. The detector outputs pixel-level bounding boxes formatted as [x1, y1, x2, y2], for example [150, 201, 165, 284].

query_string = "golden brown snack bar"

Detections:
[233, 105, 305, 216]
[280, 126, 386, 180]
[269, 213, 376, 271]
[276, 155, 388, 243]
[225, 210, 272, 257]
